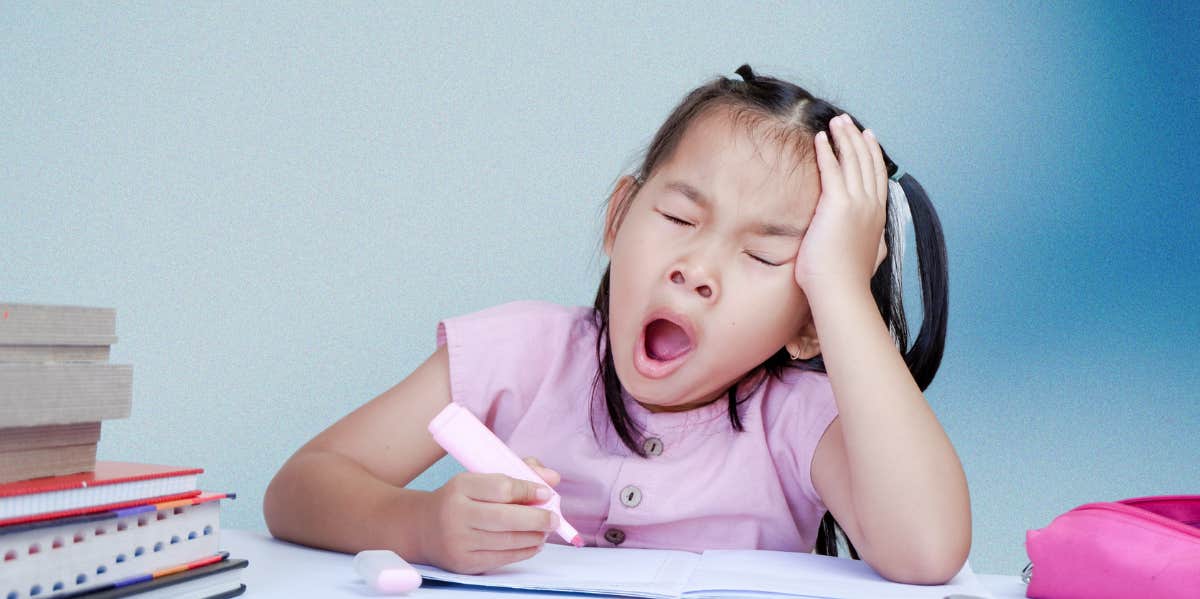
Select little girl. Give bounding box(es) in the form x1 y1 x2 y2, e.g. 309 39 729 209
264 64 971 585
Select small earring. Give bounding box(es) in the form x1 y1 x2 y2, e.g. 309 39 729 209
786 343 802 360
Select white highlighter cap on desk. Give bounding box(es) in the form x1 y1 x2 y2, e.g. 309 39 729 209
354 550 422 594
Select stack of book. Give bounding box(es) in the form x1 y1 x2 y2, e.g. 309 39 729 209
0 303 125 484
1 303 247 598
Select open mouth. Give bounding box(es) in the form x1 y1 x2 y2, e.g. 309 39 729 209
645 319 693 361
634 313 695 379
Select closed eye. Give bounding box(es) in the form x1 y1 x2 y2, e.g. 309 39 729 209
747 252 782 267
660 212 693 227
659 211 782 267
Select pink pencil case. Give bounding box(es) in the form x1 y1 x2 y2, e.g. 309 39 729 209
1024 494 1200 599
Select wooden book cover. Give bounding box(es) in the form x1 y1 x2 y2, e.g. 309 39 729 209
0 303 117 346
0 443 97 484
0 363 132 427
0 345 111 362
0 422 102 452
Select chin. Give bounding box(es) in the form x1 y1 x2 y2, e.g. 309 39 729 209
612 350 698 408
609 348 666 401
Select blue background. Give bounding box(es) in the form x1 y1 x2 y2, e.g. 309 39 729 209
2 2 1197 576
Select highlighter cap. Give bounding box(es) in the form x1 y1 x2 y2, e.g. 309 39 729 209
427 401 467 436
354 549 422 594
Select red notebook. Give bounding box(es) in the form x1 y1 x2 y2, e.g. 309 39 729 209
0 461 202 527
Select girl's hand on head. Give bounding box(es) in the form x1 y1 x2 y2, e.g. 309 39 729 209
794 114 889 297
419 471 559 574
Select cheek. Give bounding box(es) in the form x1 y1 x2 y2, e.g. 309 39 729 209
618 216 661 254
606 255 646 327
726 281 809 339
610 221 661 288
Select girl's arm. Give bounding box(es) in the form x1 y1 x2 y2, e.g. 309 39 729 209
808 283 971 584
263 344 560 573
800 116 970 584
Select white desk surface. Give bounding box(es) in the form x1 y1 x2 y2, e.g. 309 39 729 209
220 529 1028 598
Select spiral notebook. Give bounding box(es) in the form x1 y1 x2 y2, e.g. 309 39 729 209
413 543 993 599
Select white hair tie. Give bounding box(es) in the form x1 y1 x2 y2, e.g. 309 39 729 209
886 176 911 318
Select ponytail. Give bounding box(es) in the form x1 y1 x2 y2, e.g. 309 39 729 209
896 173 948 390
867 171 948 392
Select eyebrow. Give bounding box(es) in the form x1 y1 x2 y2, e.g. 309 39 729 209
664 180 807 238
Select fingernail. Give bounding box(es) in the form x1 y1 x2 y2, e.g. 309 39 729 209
864 129 875 138
535 486 552 501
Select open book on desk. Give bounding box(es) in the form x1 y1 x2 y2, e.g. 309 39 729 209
413 543 993 599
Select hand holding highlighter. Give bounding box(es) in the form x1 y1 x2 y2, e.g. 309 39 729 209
427 401 584 547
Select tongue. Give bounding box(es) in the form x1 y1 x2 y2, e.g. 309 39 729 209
645 319 692 361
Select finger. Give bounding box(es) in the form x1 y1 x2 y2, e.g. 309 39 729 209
523 457 561 487
531 465 561 487
831 115 863 198
864 129 888 206
465 546 542 574
462 473 551 505
813 130 845 200
469 529 549 551
470 502 558 534
840 116 873 201
850 128 876 203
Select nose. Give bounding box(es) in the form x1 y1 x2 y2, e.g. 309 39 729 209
669 266 717 300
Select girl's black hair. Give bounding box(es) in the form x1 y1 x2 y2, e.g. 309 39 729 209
591 64 948 559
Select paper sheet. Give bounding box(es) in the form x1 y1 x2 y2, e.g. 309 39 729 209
413 544 993 599
415 545 698 598
686 549 993 598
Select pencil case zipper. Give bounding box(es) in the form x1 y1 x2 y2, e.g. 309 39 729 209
1070 500 1200 539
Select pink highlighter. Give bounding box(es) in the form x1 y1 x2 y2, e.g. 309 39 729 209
428 402 584 547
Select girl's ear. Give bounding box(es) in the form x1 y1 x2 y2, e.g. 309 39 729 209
784 321 820 360
604 175 641 256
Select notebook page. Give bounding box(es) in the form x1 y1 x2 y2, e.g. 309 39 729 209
683 550 993 599
413 543 700 599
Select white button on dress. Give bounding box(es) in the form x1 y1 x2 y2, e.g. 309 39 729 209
619 485 642 508
643 437 664 456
